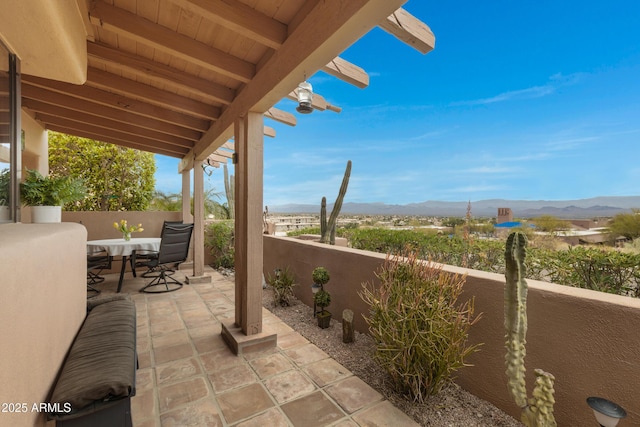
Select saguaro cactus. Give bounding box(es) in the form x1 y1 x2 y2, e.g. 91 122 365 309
320 160 351 245
223 163 234 219
504 232 556 427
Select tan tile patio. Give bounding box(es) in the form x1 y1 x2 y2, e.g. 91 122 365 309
90 267 419 427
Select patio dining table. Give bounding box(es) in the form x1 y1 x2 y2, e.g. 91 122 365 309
87 237 161 293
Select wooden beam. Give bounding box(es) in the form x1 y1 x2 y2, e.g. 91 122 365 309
86 68 221 120
181 0 406 171
379 7 436 54
21 84 202 141
286 91 342 112
171 0 287 50
322 57 369 88
22 75 210 132
44 124 186 158
264 126 276 138
22 98 194 149
89 1 255 83
233 112 264 335
264 108 296 127
87 41 235 105
36 114 190 155
207 153 228 163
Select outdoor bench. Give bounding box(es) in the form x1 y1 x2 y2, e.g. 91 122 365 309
47 296 137 427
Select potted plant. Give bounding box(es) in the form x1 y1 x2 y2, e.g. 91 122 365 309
314 289 332 328
311 266 330 293
20 169 85 223
0 168 9 221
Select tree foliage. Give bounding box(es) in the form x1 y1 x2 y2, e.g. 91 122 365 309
531 215 570 232
607 209 640 240
48 132 156 211
149 189 231 218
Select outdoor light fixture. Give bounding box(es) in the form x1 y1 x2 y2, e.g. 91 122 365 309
587 397 627 427
296 80 313 114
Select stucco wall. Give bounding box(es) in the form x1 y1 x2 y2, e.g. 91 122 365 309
0 223 86 427
263 235 640 426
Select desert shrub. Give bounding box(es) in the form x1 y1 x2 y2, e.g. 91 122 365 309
360 251 482 401
266 267 296 306
204 220 234 268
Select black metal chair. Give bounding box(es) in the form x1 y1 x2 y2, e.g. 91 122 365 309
132 220 183 278
87 251 112 297
137 223 193 293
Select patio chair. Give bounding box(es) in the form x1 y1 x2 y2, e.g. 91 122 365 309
137 223 193 293
87 251 112 297
132 220 183 278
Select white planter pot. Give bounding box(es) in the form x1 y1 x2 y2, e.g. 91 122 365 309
0 206 9 221
31 205 62 223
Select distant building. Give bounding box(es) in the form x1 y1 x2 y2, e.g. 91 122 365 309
497 208 513 224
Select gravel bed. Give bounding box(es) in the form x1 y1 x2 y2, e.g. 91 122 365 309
262 286 523 427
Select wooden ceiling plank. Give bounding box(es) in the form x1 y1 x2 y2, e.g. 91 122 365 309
37 114 190 155
264 107 296 126
43 125 188 158
182 0 406 171
86 67 221 120
22 75 210 132
89 1 255 83
88 41 235 104
171 0 287 50
22 84 201 141
22 98 193 148
212 149 233 159
379 7 435 54
322 56 369 88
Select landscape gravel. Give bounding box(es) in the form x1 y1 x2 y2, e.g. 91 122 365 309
262 285 523 427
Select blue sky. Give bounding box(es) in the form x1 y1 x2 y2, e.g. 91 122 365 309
155 1 640 207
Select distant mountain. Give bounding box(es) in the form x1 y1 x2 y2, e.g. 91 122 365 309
269 196 640 218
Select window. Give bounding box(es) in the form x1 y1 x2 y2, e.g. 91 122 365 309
0 41 20 223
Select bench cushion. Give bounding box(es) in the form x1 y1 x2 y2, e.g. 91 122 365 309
50 299 136 412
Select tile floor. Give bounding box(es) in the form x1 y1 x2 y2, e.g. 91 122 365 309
90 266 419 427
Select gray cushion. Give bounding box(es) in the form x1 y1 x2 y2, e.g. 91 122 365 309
50 299 136 412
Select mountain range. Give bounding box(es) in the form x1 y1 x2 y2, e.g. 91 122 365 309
269 196 640 218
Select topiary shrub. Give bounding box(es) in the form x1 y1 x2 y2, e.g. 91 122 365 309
204 220 235 268
360 250 482 401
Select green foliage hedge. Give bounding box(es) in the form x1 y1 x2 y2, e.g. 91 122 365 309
344 228 640 298
204 221 235 269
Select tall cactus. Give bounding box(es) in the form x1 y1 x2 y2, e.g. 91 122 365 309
320 160 351 245
223 163 234 219
504 232 556 427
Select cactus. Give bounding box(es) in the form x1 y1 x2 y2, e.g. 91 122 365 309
223 163 234 219
504 232 556 427
320 160 351 245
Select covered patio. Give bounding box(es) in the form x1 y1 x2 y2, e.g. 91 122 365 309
0 1 435 426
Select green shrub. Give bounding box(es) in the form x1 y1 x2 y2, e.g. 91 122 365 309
204 221 235 268
313 289 331 312
266 267 296 306
360 251 482 401
312 266 330 286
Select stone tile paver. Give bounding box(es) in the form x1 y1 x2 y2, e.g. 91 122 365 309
217 383 274 424
156 357 201 385
159 399 223 427
280 391 345 427
209 363 257 393
284 343 329 366
303 358 352 387
249 352 293 379
325 376 383 414
157 377 210 413
263 370 316 403
352 400 420 427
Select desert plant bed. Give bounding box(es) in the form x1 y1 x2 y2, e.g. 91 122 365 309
261 286 522 427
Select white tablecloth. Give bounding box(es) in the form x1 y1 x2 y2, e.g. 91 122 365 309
87 238 161 257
